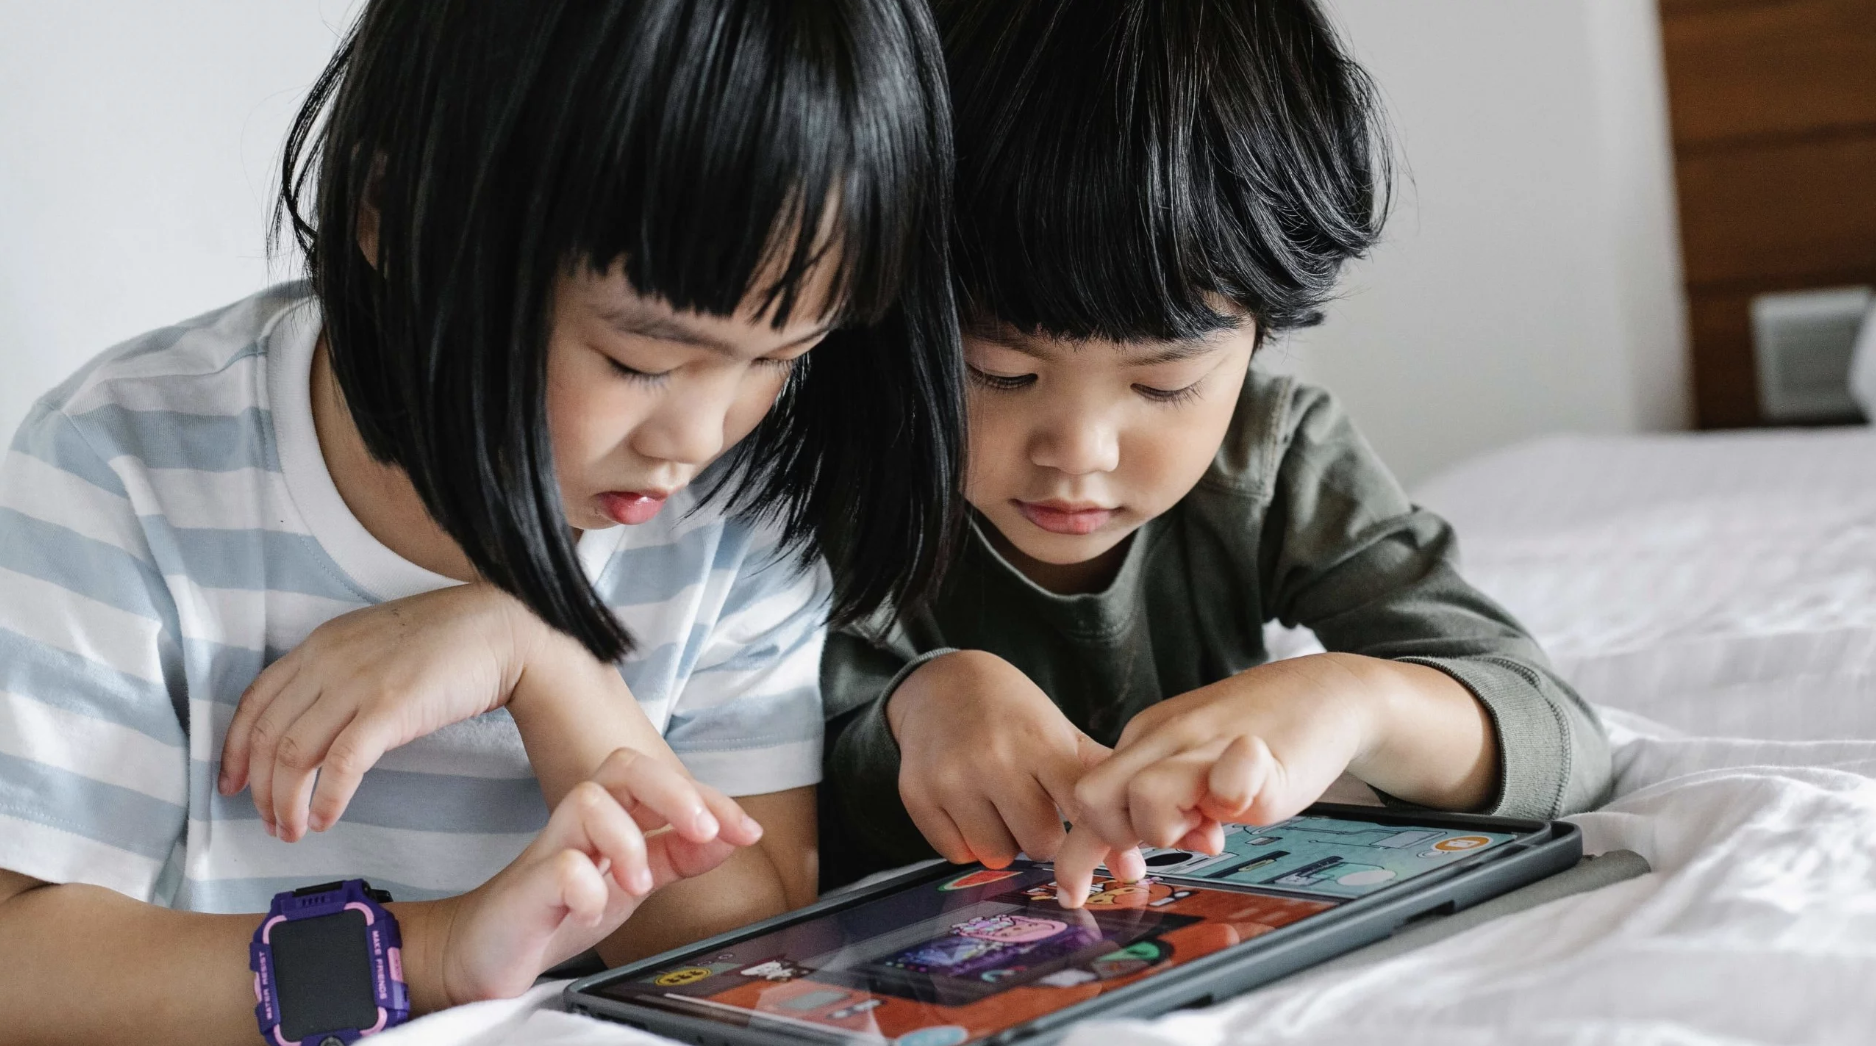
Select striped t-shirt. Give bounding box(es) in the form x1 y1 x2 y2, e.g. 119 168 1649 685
0 283 828 913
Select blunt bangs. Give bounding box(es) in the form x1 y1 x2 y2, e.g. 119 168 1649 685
938 0 1393 343
278 0 963 660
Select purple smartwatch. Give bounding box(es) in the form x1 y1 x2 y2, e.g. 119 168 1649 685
250 880 410 1045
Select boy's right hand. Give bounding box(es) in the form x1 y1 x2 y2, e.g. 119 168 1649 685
429 746 762 1005
887 650 1140 875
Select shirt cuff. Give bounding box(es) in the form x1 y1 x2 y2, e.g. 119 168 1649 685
1397 655 1571 820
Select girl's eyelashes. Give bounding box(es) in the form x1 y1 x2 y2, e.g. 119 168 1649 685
966 365 1036 391
605 353 797 384
606 357 671 385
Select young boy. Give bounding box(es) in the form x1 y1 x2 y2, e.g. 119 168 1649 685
821 0 1613 902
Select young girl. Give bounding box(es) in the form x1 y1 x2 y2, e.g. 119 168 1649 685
821 0 1614 900
0 0 961 1042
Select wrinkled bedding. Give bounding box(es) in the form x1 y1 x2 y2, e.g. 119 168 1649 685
379 428 1876 1046
1415 427 1876 741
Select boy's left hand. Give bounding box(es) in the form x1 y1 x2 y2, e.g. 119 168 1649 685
1052 655 1374 906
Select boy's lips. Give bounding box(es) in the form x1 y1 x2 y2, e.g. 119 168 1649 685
1014 500 1116 536
598 490 671 525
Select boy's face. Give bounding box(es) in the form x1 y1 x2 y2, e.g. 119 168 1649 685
963 317 1255 583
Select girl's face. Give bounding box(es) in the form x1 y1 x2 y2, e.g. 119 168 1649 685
961 317 1255 590
546 262 833 530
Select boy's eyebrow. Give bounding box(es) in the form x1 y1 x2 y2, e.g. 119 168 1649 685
598 305 833 355
1123 340 1230 366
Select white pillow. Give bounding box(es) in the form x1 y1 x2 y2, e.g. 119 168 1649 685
1852 295 1876 422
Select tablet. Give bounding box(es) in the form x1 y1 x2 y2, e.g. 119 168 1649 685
567 804 1580 1046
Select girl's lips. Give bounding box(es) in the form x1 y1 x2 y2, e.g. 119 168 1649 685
1015 500 1115 536
598 490 669 525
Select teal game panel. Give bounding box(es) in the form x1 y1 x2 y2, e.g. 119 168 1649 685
1112 816 1517 900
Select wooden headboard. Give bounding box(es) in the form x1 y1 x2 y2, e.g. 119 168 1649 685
1659 0 1876 427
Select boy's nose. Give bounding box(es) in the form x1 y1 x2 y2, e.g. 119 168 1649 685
1031 418 1120 476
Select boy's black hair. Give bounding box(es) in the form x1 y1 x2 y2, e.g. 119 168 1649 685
277 0 963 660
938 0 1392 343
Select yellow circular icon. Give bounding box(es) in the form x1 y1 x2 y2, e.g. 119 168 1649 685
655 966 716 987
1433 835 1492 852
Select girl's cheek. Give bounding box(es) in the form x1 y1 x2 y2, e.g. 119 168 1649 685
722 373 788 448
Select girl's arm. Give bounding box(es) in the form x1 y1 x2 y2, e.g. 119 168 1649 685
507 626 819 960
0 748 759 1046
216 581 816 957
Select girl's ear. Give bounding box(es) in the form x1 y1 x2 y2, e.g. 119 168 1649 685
354 155 386 269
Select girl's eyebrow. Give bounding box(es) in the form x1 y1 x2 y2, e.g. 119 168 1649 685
599 305 832 355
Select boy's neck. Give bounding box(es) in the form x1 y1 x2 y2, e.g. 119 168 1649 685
981 521 1132 596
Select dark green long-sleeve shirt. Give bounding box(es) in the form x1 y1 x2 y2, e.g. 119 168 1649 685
820 368 1612 886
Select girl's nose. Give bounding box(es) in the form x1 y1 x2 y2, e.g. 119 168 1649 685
632 375 737 466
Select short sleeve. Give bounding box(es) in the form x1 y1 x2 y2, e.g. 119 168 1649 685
0 403 188 900
663 530 831 797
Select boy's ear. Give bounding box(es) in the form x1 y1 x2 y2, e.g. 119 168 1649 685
354 154 386 269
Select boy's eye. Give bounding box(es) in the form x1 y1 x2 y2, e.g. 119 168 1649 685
1133 380 1204 405
966 365 1036 391
755 355 801 374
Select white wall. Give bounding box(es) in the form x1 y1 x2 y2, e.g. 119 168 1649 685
1272 0 1690 485
0 1 357 442
1 1 1688 483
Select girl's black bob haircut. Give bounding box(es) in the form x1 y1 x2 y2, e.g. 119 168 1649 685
278 0 964 660
938 0 1393 343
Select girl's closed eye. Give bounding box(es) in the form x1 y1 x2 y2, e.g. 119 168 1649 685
607 356 673 385
967 364 1037 391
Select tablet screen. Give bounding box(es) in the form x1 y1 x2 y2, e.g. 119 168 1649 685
592 815 1520 1045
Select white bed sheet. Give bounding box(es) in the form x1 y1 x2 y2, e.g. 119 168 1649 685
1414 427 1876 741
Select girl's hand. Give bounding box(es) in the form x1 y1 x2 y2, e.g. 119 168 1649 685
218 582 543 841
430 747 763 1004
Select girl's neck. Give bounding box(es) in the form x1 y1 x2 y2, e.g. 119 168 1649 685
310 335 480 582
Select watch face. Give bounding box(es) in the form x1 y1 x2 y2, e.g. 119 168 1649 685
270 909 378 1040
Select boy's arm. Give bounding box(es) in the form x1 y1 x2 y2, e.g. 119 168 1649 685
1252 377 1612 817
820 631 956 874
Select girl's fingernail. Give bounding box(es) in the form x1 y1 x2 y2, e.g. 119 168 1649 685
262 821 277 838
633 868 654 893
694 811 720 837
308 815 327 833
